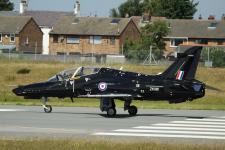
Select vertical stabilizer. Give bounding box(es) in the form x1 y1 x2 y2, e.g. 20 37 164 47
161 46 202 80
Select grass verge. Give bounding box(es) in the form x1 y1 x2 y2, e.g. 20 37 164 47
0 139 225 150
1 59 225 110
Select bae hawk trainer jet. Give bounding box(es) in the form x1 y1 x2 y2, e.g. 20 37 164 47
13 46 205 117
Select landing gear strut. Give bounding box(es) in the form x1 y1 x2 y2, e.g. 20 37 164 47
128 105 138 116
124 99 138 116
100 98 116 117
100 98 138 117
107 107 117 117
42 97 52 113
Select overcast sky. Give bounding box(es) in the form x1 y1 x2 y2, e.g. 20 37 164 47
10 0 225 19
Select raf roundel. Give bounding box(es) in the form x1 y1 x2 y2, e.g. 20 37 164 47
98 82 107 91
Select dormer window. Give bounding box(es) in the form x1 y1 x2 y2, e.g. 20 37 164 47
111 19 120 24
208 22 217 29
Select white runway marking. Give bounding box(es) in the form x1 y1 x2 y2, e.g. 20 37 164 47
171 121 225 125
114 129 225 136
186 118 225 122
0 109 25 112
93 116 225 140
152 123 225 128
134 126 225 132
94 132 225 140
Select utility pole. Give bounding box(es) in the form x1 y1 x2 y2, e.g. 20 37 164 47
143 45 157 65
8 48 11 60
149 45 152 64
35 41 37 60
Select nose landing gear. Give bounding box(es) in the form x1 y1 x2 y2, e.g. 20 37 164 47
42 97 52 113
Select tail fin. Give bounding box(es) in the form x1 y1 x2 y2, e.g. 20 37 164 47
161 46 202 80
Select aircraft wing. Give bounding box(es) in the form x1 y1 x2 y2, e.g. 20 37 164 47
78 94 133 98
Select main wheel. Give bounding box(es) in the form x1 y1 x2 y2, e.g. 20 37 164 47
128 106 138 116
107 108 117 117
44 105 52 113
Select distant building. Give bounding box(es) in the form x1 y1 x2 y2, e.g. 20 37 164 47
132 14 225 56
0 0 79 55
0 16 43 53
23 11 72 55
165 19 225 55
49 16 140 55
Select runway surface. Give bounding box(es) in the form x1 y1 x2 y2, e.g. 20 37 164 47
0 105 225 142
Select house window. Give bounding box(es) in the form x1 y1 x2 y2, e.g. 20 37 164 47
90 36 102 45
170 39 184 47
217 40 224 45
53 35 59 43
69 52 81 55
0 33 2 42
195 39 208 44
10 34 15 42
25 37 29 45
67 36 80 44
110 36 116 45
208 22 217 29
57 52 66 55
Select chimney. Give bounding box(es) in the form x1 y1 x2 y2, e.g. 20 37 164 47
125 13 129 18
208 15 215 20
142 12 151 23
20 0 28 14
74 0 80 17
222 14 225 21
198 14 202 20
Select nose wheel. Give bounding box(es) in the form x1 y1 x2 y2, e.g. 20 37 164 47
42 97 52 113
43 105 52 113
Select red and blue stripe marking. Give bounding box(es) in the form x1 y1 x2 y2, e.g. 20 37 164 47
176 70 185 80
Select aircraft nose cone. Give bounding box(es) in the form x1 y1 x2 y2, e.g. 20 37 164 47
12 86 25 96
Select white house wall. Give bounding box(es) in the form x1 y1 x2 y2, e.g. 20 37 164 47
41 27 52 55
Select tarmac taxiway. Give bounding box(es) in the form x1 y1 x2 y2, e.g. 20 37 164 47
0 105 225 142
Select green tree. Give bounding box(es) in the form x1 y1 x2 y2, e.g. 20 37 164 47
110 0 143 17
153 0 198 19
110 8 119 17
111 0 198 19
0 0 14 11
123 21 169 61
202 47 225 68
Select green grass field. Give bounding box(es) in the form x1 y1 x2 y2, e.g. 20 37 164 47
1 59 225 149
0 58 225 110
0 139 225 150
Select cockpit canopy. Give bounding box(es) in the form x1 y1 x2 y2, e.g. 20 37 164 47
48 67 100 82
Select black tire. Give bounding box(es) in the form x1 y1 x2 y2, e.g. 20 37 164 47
107 108 117 117
128 105 138 116
44 105 52 113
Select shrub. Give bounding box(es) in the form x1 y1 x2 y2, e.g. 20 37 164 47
17 68 31 74
202 47 225 68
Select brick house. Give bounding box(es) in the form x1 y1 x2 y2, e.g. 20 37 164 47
0 16 43 53
49 16 141 55
164 19 225 55
132 15 225 56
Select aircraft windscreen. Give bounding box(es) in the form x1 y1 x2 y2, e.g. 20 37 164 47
48 67 100 82
72 67 100 78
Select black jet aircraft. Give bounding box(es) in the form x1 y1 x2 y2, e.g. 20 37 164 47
13 46 205 117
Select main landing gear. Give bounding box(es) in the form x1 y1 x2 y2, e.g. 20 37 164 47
100 98 138 117
42 97 52 113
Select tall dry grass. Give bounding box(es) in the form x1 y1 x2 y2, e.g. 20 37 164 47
0 139 225 150
0 59 225 110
